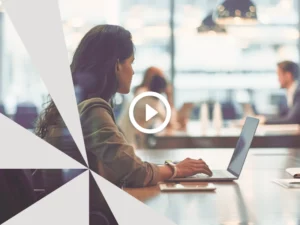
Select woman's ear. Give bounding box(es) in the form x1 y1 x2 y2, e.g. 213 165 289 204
115 59 120 75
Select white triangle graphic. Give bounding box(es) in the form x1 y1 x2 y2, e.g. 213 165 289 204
145 104 158 122
0 114 84 169
2 0 88 166
3 170 89 225
91 171 176 225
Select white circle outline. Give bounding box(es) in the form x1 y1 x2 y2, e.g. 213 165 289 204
129 91 171 134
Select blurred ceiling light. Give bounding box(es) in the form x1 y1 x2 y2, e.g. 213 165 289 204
197 13 227 34
214 0 258 25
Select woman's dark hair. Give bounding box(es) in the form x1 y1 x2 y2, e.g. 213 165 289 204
35 25 134 138
149 74 167 93
134 66 164 94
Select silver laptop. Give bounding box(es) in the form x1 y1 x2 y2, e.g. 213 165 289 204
168 117 259 182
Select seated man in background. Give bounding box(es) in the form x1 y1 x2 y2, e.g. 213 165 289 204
261 60 300 124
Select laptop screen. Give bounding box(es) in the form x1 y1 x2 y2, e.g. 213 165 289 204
227 117 259 177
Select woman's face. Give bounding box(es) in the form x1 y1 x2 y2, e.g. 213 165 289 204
116 54 135 94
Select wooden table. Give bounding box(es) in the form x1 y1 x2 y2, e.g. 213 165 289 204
125 148 300 225
147 122 300 149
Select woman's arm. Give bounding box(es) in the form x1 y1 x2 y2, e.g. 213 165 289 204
81 103 160 187
80 99 212 188
157 165 173 181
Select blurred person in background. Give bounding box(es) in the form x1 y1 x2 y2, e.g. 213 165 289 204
135 67 174 107
259 60 300 124
134 67 179 129
118 74 170 148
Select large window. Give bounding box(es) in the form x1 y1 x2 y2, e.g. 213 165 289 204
119 0 171 86
173 0 299 114
0 0 299 116
1 13 48 114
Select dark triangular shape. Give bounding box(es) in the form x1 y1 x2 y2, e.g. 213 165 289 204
0 168 86 224
89 171 119 225
0 169 36 224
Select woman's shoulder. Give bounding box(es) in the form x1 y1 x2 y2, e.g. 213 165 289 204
78 97 112 116
78 97 117 129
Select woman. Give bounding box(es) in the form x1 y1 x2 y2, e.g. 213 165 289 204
135 67 182 130
135 66 174 109
35 25 212 189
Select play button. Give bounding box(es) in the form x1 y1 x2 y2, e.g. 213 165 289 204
129 91 171 134
145 104 158 122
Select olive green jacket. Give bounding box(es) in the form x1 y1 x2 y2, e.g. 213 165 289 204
45 97 160 188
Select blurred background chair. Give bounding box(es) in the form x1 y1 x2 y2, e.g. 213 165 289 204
270 94 289 116
14 102 39 129
0 169 36 224
0 103 6 116
221 101 243 120
195 100 243 121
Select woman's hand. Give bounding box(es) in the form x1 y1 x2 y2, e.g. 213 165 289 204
175 158 212 178
158 158 212 182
